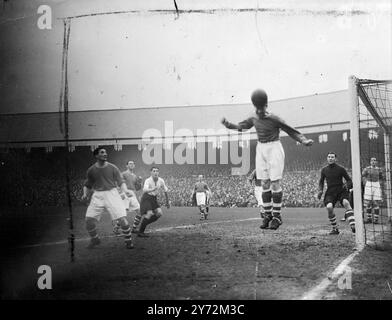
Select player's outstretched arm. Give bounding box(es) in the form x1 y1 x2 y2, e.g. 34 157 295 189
221 117 253 131
276 115 313 146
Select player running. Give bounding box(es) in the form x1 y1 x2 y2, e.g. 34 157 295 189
317 152 355 234
112 160 143 235
137 167 170 237
192 175 212 220
362 157 384 224
221 89 313 230
82 147 134 249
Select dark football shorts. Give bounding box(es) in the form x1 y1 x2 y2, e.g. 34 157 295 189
324 186 350 207
140 193 160 215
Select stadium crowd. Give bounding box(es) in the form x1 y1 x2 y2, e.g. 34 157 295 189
0 143 356 209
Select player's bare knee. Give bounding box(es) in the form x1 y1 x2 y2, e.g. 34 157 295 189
145 210 154 219
342 199 352 210
261 179 271 190
270 180 281 192
117 217 129 228
155 209 162 218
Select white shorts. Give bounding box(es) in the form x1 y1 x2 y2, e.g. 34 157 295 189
364 181 382 201
255 140 285 181
122 190 140 211
196 192 207 206
86 189 127 221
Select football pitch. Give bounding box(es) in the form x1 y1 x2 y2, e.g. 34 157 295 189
1 206 391 300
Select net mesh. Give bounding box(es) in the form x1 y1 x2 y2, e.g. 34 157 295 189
357 79 392 250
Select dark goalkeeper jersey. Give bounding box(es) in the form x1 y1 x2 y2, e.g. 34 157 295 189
225 112 307 143
319 163 352 192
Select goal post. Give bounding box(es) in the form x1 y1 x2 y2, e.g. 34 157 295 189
349 75 392 250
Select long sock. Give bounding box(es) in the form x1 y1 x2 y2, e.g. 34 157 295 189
149 214 159 223
139 216 151 233
272 189 283 222
254 186 263 208
132 214 142 230
373 207 380 222
329 215 338 230
86 222 98 239
366 207 372 220
121 224 132 243
345 209 355 228
262 189 272 219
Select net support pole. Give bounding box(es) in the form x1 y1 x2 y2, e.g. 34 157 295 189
384 132 392 222
349 75 365 249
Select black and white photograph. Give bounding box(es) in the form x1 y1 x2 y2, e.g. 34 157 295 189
0 0 391 305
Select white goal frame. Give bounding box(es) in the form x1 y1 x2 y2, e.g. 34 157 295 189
349 75 392 249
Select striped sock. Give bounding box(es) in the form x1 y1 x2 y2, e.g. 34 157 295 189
262 189 272 219
345 210 355 227
366 207 372 219
272 189 283 221
329 215 338 230
121 224 132 242
374 207 380 222
132 214 142 230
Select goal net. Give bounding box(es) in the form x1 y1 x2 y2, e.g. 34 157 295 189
350 76 392 250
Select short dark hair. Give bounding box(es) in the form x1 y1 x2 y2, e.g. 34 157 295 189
327 152 337 157
93 147 105 157
127 160 135 165
151 166 159 171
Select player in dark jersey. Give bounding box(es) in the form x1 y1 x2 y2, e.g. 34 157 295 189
222 89 313 230
112 160 143 235
192 175 212 220
317 152 355 234
362 157 384 224
82 147 134 249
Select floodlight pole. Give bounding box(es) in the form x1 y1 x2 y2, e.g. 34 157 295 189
349 75 365 249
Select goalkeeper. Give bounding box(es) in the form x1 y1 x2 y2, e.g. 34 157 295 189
113 160 143 234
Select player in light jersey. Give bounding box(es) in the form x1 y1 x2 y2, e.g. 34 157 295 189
362 157 384 224
82 147 134 249
192 175 212 220
248 168 264 216
137 167 170 237
222 89 313 230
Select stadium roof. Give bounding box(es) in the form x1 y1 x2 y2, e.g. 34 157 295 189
0 90 350 148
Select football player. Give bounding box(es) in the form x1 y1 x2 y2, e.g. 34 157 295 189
82 147 134 249
137 167 170 237
362 157 384 224
318 152 355 234
192 175 212 220
222 89 313 230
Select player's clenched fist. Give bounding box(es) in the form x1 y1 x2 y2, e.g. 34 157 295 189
221 117 229 127
302 138 314 146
